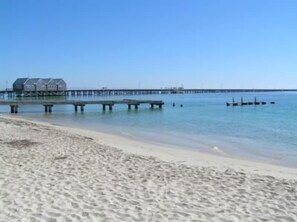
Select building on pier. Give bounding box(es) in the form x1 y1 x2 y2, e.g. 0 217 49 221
13 78 67 96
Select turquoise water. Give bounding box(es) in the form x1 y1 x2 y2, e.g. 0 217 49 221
1 92 297 167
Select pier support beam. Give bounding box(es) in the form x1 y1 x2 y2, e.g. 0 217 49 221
135 105 138 110
10 105 18 114
74 104 85 112
44 105 53 113
128 104 131 110
102 104 113 111
149 103 163 109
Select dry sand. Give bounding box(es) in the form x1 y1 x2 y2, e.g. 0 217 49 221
0 115 297 222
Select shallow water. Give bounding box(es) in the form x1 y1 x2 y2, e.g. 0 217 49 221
1 92 297 167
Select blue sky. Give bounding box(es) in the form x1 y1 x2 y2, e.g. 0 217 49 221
1 0 297 89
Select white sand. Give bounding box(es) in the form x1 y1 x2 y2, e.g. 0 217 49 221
0 115 297 222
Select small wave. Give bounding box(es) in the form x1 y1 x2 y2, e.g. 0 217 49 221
213 146 226 155
120 131 132 136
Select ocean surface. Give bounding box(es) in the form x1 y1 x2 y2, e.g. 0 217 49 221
1 92 297 168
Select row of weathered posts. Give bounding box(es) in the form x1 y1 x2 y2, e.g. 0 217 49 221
226 97 275 106
0 99 164 114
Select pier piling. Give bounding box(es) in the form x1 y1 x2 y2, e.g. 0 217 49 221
10 105 18 113
44 105 53 113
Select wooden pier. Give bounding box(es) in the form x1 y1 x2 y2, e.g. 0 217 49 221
0 99 164 114
1 88 297 98
226 97 275 106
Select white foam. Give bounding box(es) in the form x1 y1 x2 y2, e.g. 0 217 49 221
213 146 226 155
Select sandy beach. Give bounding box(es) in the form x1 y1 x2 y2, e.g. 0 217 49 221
0 115 297 222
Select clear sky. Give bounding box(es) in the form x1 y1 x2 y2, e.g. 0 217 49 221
1 0 297 89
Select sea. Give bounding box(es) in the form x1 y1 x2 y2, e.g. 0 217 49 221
1 92 297 168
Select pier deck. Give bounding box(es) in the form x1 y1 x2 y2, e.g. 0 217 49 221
0 99 164 113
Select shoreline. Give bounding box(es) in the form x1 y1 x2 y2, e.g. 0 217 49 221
2 114 297 179
1 114 297 221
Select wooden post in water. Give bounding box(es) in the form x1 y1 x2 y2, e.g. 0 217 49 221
74 105 78 112
44 105 53 113
254 97 260 105
10 105 18 113
10 105 14 113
